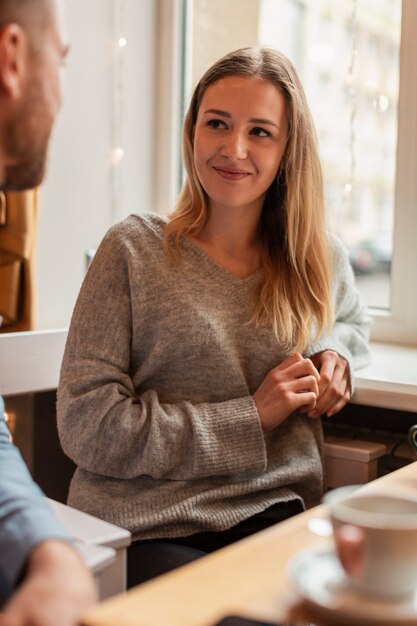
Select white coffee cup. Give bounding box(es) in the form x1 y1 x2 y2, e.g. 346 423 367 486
324 485 417 599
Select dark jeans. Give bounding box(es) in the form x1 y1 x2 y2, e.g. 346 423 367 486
127 499 303 588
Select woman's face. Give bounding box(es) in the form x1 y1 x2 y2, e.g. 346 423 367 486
193 75 288 217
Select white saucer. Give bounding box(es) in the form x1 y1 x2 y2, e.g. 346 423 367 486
287 543 417 625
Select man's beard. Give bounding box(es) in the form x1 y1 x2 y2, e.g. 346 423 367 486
2 79 51 191
2 150 48 191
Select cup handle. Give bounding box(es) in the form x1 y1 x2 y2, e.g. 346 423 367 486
407 425 417 453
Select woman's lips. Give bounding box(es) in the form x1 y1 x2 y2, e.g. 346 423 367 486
213 167 250 181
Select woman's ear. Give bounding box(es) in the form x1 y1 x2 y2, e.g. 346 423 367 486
0 23 29 98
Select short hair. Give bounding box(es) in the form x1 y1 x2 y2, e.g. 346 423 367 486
165 47 333 352
0 0 55 52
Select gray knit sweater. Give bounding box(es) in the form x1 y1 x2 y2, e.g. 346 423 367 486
57 213 370 540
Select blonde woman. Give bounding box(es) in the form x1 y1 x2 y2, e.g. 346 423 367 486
58 47 370 587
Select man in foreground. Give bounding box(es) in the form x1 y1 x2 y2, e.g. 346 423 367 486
0 1 96 624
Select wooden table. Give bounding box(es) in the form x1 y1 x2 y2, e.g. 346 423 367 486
81 462 417 626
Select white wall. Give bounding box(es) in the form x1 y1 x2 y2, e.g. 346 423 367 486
36 0 156 329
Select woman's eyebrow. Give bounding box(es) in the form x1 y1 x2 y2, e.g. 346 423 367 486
202 109 279 129
202 109 231 117
249 117 279 129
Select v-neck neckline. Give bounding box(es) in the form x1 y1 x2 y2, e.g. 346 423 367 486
181 236 263 288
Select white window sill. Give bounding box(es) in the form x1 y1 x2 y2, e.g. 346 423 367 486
0 331 416 413
353 342 417 412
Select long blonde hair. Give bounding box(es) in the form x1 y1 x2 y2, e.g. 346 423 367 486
164 47 333 353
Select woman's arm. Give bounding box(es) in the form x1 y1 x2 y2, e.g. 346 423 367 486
57 224 267 482
305 235 371 417
308 235 371 369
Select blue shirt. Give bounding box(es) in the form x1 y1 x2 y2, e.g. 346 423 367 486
0 396 70 599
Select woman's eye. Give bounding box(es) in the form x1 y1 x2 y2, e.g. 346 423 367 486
251 127 271 138
206 119 227 130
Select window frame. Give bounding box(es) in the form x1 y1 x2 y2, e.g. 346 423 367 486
153 0 191 216
370 0 417 345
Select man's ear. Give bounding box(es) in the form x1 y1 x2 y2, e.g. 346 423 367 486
0 23 29 98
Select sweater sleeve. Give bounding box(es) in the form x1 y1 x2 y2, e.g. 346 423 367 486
57 224 266 482
0 403 72 599
306 235 371 387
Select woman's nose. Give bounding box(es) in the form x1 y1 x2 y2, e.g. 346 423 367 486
221 131 248 160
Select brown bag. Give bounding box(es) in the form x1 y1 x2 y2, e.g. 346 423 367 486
0 189 39 331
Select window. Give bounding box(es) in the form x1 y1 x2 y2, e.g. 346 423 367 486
157 0 417 345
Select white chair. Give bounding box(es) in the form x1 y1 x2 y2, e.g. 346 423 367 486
48 499 131 600
75 542 116 598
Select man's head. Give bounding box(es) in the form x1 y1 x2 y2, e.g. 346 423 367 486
0 0 68 190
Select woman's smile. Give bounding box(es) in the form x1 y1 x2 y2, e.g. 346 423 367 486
212 165 252 181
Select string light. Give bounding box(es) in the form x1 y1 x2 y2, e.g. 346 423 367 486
198 0 208 79
112 147 125 165
373 93 390 113
344 0 358 209
343 182 353 198
111 0 126 222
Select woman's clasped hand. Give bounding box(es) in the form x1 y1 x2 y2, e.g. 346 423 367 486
253 353 320 431
254 349 351 432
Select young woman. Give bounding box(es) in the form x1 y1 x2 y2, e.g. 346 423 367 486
57 47 370 587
